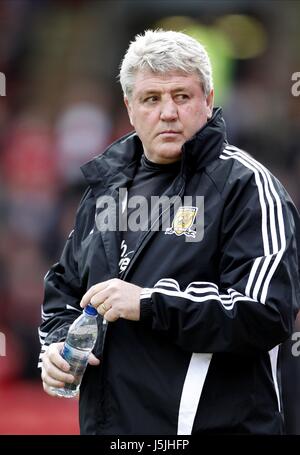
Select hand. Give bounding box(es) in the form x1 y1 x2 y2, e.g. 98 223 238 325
41 341 100 397
80 278 142 322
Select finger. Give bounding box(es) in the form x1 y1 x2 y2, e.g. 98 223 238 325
43 382 63 398
88 353 100 366
80 281 111 308
104 307 120 322
42 374 65 389
45 342 70 373
97 300 113 317
42 357 75 384
98 303 106 316
90 289 111 308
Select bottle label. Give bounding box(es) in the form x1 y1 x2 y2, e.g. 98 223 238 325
61 342 89 381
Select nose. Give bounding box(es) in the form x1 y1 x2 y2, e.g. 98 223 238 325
160 99 178 121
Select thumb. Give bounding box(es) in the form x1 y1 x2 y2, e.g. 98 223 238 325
88 352 100 366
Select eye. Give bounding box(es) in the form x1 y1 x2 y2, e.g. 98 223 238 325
175 94 189 102
143 96 159 104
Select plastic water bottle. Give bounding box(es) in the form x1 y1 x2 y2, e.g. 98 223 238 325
52 304 98 398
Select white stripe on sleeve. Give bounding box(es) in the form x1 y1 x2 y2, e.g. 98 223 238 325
221 147 286 304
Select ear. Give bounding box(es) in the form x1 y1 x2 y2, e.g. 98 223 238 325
206 89 214 119
124 96 134 126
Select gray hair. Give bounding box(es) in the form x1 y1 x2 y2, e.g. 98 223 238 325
119 29 213 99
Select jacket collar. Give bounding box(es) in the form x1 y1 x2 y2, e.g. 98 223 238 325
182 107 227 171
81 107 227 195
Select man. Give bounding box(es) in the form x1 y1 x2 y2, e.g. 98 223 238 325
39 30 300 434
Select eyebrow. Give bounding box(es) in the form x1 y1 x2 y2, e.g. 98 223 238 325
138 87 190 98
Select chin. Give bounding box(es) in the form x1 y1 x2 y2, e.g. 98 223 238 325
146 144 183 164
157 151 182 164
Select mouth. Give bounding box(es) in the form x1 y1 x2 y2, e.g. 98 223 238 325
158 130 181 136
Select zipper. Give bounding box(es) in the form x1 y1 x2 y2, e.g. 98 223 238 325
120 180 186 282
98 158 186 357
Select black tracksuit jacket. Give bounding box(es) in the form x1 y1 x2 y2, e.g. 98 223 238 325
39 108 300 434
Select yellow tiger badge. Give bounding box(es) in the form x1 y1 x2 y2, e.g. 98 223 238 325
165 206 198 238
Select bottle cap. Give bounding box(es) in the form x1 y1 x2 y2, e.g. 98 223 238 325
84 304 98 316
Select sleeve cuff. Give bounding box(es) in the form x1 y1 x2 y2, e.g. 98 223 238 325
140 295 154 325
37 344 49 369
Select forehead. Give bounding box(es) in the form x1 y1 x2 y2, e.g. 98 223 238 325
132 69 202 95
